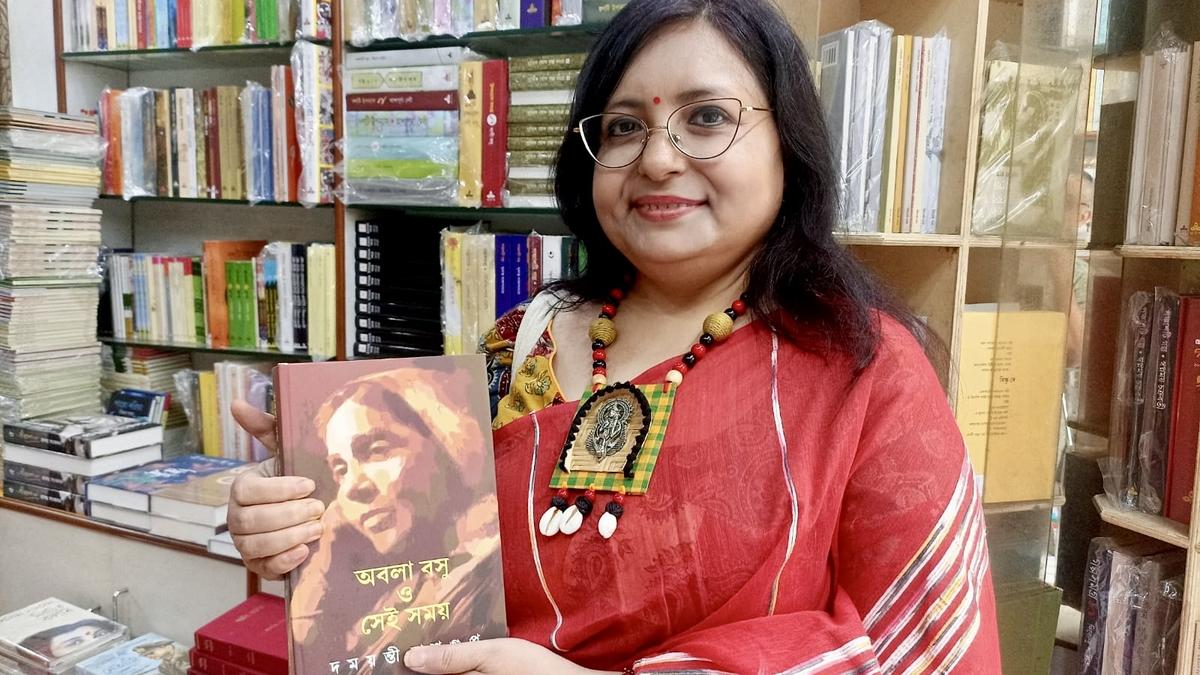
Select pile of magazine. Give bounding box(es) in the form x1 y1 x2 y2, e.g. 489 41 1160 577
0 598 128 674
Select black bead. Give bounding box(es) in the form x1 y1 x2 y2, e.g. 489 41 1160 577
592 339 606 351
682 353 697 368
724 308 738 320
740 292 750 301
593 360 607 369
700 333 714 347
575 496 594 515
605 501 625 518
551 496 568 510
600 312 614 320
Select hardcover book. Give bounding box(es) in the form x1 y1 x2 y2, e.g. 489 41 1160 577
87 454 246 513
149 462 257 527
75 633 188 675
193 594 287 675
275 355 507 675
0 598 128 675
2 414 161 459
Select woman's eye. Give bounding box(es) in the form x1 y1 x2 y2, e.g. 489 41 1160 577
607 118 641 137
689 107 732 127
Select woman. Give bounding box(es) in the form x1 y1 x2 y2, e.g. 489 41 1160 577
229 1 1001 672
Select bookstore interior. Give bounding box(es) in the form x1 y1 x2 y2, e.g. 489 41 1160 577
1 0 1200 672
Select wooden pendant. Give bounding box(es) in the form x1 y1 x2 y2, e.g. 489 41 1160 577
560 381 651 477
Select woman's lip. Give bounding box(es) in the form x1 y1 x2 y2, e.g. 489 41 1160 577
632 195 706 207
633 201 704 222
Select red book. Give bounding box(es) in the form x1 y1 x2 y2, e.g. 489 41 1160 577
551 0 562 25
190 647 271 675
344 91 459 112
193 594 288 675
285 68 300 203
1166 296 1200 524
205 88 220 198
527 233 542 294
481 59 509 208
136 0 148 49
176 0 192 48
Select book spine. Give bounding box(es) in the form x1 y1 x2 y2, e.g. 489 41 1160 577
192 637 287 675
458 60 484 207
481 59 509 207
509 69 578 91
1166 297 1200 524
1139 289 1181 514
191 647 272 675
508 104 570 124
1 427 74 455
344 91 460 112
1183 44 1200 246
527 233 542 296
520 0 545 27
154 90 170 196
169 89 181 197
1078 541 1114 675
3 462 88 494
2 481 87 514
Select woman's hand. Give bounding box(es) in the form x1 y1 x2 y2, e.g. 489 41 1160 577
227 400 326 580
404 639 615 675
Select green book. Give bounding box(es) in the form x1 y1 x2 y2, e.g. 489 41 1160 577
995 580 1060 675
582 0 631 23
192 257 206 344
257 0 279 42
509 53 587 73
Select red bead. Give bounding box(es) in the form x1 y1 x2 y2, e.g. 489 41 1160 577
557 488 568 498
610 289 625 301
592 349 606 361
690 344 707 359
593 367 606 375
602 303 617 317
584 488 596 499
732 299 747 315
614 493 625 504
673 360 689 373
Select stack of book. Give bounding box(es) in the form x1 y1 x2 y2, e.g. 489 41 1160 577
101 345 191 432
0 108 105 422
103 69 300 203
506 53 582 209
1124 37 1200 246
0 598 129 674
76 632 189 675
1078 538 1185 673
818 22 950 234
85 454 250 545
353 220 443 358
1108 289 1200 523
191 594 287 675
292 41 335 206
1 414 164 514
211 361 272 461
441 230 583 355
343 0 590 43
67 0 318 51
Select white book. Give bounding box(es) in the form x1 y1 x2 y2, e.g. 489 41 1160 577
177 89 198 198
1139 48 1177 245
1127 53 1155 244
541 234 565 285
1161 43 1194 245
89 501 152 531
208 531 240 559
497 0 520 29
344 65 460 93
819 27 856 230
511 90 574 106
922 34 951 234
242 86 257 203
1177 44 1200 244
508 165 553 180
149 514 225 546
505 195 558 208
276 244 295 354
344 47 468 70
271 68 288 203
865 23 895 233
3 442 163 477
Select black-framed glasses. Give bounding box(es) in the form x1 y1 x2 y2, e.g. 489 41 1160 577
573 97 774 169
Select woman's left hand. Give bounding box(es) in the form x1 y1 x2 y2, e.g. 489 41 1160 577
404 638 615 675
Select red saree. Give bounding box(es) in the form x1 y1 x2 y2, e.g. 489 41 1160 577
489 311 1001 673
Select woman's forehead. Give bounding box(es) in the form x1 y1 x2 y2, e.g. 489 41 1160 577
607 23 763 108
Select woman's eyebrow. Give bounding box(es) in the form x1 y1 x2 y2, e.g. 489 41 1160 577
606 87 731 111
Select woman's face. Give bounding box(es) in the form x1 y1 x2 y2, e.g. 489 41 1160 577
48 624 110 657
591 20 785 282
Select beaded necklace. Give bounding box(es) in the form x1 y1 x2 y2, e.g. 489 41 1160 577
538 287 749 540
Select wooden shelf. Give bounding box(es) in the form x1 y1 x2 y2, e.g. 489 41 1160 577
0 496 242 565
1093 494 1190 548
835 232 963 248
100 336 317 361
61 42 309 71
969 235 1089 250
97 195 333 209
1116 245 1200 260
349 24 605 57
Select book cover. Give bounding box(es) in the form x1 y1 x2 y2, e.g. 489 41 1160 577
1178 45 1200 245
194 594 287 675
1110 292 1154 507
458 61 483 207
189 648 272 675
480 59 509 208
1166 296 1200 524
1137 288 1180 515
150 460 254 526
203 240 267 348
1128 551 1185 672
276 355 507 674
0 599 128 674
3 460 89 494
88 454 246 512
2 479 87 514
1079 537 1116 675
519 0 545 28
3 413 160 459
76 633 189 675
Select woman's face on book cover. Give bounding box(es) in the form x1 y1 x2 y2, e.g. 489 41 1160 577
590 19 784 280
321 397 445 554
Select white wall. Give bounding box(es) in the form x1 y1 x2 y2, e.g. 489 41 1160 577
9 0 57 112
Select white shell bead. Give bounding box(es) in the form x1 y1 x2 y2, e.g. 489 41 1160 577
558 505 584 535
539 507 563 537
598 511 619 539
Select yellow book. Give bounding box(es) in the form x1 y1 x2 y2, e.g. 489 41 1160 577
458 61 484 207
954 308 1068 504
883 35 913 233
230 0 247 44
441 231 465 355
199 370 221 457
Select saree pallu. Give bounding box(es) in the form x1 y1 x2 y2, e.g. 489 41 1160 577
490 317 1002 673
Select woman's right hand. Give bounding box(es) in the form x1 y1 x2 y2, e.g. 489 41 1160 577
228 400 326 580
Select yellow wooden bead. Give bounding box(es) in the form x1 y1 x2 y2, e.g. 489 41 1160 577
589 318 617 346
665 369 684 385
702 312 734 342
592 374 608 387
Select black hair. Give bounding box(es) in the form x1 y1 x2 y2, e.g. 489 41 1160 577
552 0 942 376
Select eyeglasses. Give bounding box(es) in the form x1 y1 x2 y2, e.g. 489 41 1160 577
573 97 774 169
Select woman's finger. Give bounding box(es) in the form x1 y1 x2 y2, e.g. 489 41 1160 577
231 400 278 453
230 471 314 507
227 498 325 536
404 642 490 674
245 544 310 581
232 519 324 561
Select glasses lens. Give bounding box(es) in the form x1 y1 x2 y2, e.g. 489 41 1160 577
580 114 647 167
668 99 742 160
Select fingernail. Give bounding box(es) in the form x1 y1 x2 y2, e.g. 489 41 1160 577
298 479 316 494
309 501 325 518
306 523 323 540
404 647 427 669
289 545 308 562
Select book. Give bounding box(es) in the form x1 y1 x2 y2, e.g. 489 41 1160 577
106 388 169 424
3 460 89 494
86 454 246 512
189 647 272 675
0 598 128 675
202 240 267 348
76 633 189 675
149 461 255 526
275 355 507 673
90 501 153 530
193 594 287 675
1165 296 1200 524
2 441 162 477
2 413 161 459
1079 537 1118 675
2 479 87 513
1110 292 1154 508
1137 288 1180 515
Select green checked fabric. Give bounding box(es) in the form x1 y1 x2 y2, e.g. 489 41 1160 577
550 383 676 495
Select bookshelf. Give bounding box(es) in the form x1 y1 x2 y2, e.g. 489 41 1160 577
20 0 1097 666
98 336 316 361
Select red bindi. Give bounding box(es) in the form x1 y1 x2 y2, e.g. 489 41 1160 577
652 96 662 105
